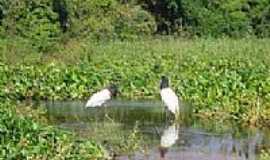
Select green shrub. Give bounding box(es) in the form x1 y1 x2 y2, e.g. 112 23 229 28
138 0 270 37
138 0 188 34
114 5 156 39
1 0 270 38
66 0 116 38
1 0 61 52
0 0 156 51
182 0 251 37
246 0 270 37
67 0 156 39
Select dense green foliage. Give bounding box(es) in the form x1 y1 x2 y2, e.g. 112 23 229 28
66 0 156 39
0 101 105 159
139 0 270 37
0 0 61 52
1 0 270 158
1 38 270 127
0 0 156 52
1 0 270 49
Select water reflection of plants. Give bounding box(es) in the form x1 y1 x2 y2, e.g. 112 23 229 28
67 120 147 156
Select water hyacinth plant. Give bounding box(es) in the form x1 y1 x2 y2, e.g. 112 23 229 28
0 38 270 127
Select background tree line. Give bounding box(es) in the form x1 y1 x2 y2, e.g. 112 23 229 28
0 0 270 51
138 0 270 37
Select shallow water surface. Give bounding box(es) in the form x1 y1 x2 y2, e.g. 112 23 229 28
43 100 269 160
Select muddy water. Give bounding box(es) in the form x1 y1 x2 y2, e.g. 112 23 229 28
43 100 269 160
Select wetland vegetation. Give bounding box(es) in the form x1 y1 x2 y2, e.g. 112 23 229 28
1 37 270 159
1 0 270 159
1 38 270 127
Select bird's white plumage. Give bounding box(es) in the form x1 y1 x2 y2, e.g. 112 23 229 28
160 88 179 114
161 124 179 148
85 89 111 107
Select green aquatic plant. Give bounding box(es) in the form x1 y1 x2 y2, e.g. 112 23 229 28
0 38 270 127
119 121 143 154
0 102 106 159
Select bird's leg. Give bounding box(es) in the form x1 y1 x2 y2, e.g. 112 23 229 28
104 107 114 122
169 111 176 123
166 111 169 124
165 106 175 124
163 106 166 119
165 107 170 125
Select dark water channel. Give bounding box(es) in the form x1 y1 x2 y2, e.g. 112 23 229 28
42 100 270 160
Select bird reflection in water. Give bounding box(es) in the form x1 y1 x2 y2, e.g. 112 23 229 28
159 123 179 159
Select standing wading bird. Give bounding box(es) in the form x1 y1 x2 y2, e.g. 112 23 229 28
85 84 118 107
160 76 180 116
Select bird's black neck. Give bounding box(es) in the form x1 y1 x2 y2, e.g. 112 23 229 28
108 85 118 97
160 77 169 89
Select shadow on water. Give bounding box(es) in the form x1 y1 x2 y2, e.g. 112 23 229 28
42 100 269 160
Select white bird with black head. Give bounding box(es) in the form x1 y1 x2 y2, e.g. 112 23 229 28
160 76 179 115
85 84 118 107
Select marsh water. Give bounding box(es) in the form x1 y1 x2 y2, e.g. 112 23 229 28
42 100 269 160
